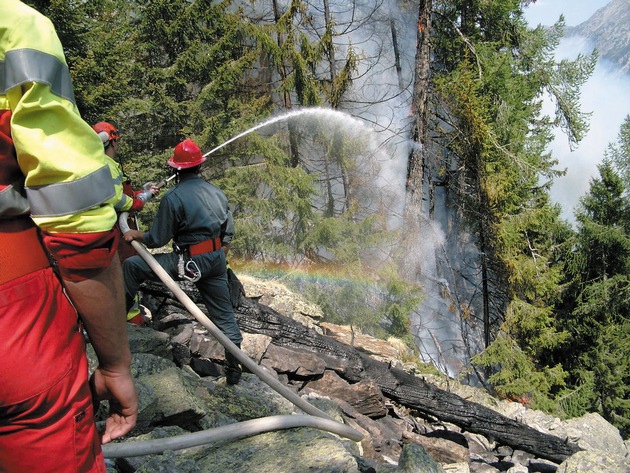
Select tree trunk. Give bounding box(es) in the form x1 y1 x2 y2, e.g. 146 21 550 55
390 20 404 91
272 0 300 168
402 0 432 280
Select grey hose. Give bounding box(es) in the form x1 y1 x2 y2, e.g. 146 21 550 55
103 415 361 458
106 213 363 457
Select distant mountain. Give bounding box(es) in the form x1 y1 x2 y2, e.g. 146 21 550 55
565 0 630 73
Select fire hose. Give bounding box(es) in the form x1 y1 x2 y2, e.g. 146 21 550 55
103 203 363 458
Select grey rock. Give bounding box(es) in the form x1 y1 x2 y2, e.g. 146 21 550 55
557 450 630 473
563 412 626 452
131 352 177 378
469 463 500 473
528 458 559 473
262 343 328 377
509 450 533 466
304 370 388 418
505 465 527 473
196 428 361 473
396 443 445 473
139 367 209 429
127 324 172 359
565 0 630 73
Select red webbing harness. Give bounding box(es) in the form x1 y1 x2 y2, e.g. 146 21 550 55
188 236 222 256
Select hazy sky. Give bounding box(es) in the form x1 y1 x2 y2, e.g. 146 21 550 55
522 0 629 224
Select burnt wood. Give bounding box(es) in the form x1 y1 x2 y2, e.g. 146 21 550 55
235 299 581 463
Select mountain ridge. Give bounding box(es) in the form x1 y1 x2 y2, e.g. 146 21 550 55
565 0 630 73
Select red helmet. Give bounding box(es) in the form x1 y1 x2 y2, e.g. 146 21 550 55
168 139 206 169
92 122 120 146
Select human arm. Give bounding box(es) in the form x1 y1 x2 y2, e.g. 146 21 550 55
126 182 161 213
220 204 235 255
123 229 145 242
63 255 138 443
136 192 178 248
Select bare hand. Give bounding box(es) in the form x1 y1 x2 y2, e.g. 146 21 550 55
123 229 143 242
90 367 138 444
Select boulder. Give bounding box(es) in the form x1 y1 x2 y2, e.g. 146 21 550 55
557 450 630 473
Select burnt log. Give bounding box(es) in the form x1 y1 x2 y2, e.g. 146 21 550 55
139 283 581 463
235 299 581 463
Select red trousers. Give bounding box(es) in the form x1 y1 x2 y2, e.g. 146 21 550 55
0 268 105 473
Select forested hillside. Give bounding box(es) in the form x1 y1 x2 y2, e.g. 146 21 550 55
25 0 630 438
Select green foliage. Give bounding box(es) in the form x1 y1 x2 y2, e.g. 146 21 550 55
381 267 423 340
218 158 317 261
305 277 386 338
472 333 566 411
592 321 630 438
609 115 630 191
556 370 597 420
567 161 630 290
556 157 630 436
433 0 603 423
297 263 422 343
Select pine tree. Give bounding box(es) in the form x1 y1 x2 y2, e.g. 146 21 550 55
556 159 630 435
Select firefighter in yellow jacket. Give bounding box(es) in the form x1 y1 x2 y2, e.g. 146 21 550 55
0 2 138 472
92 121 158 325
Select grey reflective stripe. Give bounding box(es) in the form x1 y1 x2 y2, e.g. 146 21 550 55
26 165 115 217
0 181 30 216
112 174 123 187
0 48 75 104
114 193 131 211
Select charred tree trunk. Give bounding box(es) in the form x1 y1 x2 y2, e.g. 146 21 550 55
402 0 432 281
233 299 581 463
141 282 581 464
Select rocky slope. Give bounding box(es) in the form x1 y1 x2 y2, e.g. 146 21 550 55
565 0 630 73
92 274 630 473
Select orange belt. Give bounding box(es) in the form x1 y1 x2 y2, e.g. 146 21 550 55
0 219 51 285
188 237 222 256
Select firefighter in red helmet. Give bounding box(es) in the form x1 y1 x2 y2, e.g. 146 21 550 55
123 139 244 384
167 138 207 169
92 120 158 325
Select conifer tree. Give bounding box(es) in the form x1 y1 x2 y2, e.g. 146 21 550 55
556 159 630 435
429 0 595 405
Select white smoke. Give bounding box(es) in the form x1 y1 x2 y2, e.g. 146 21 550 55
545 36 630 224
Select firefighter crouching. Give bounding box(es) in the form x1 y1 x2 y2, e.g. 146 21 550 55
0 2 138 472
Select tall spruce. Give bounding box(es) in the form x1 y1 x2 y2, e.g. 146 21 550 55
556 157 630 435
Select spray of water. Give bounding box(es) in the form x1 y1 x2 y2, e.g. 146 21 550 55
203 107 360 157
165 108 317 178
203 109 310 157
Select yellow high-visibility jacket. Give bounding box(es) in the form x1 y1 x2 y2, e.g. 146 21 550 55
104 154 133 213
1 0 118 279
0 0 116 231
